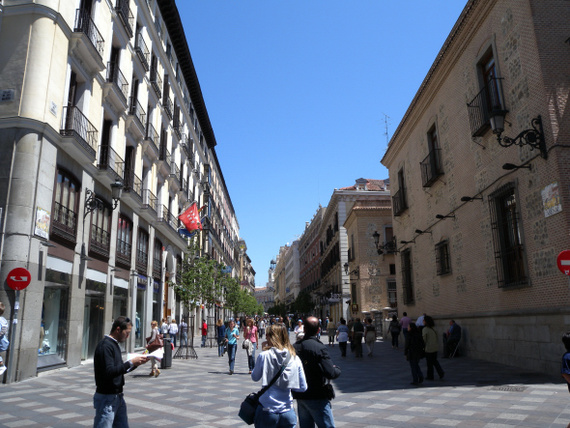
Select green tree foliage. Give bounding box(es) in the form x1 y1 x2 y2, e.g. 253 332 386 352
292 290 314 315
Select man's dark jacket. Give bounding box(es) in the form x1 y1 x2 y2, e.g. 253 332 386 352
293 336 341 400
94 336 133 394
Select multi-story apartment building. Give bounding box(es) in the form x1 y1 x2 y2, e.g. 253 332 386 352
254 286 274 314
343 183 394 330
283 240 300 306
316 178 390 323
382 0 569 373
299 206 325 310
0 0 244 382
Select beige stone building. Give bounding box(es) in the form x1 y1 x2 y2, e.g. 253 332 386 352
382 0 570 373
343 197 395 332
0 0 246 382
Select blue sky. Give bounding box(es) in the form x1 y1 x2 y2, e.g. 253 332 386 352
176 1 467 286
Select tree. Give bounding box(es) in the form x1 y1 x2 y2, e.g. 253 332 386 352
292 290 314 315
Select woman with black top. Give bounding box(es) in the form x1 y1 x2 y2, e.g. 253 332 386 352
405 323 424 385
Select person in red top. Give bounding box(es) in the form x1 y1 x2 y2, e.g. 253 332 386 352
201 319 208 348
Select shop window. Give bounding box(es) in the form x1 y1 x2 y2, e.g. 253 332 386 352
489 183 527 287
51 168 80 245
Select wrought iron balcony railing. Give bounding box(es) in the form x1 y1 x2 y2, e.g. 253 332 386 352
142 188 158 212
150 69 162 98
115 0 134 38
134 31 149 71
107 61 129 105
420 148 443 187
98 144 125 180
90 224 110 258
73 8 104 58
52 202 77 244
163 95 173 120
60 106 98 159
129 97 146 129
392 189 407 217
467 77 505 137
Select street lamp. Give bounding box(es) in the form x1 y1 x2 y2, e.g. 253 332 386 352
489 111 547 159
372 231 398 255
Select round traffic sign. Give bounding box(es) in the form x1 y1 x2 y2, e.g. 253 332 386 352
6 267 31 290
557 250 570 276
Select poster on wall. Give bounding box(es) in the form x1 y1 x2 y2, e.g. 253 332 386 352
541 182 562 218
35 206 51 240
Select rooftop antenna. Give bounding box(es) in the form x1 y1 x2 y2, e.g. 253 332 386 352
382 113 390 146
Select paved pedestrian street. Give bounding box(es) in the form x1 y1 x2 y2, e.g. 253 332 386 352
1 336 569 427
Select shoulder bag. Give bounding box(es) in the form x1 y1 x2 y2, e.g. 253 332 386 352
238 352 291 425
146 333 164 353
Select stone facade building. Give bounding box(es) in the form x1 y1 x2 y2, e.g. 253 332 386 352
0 0 245 382
299 206 325 311
381 0 570 373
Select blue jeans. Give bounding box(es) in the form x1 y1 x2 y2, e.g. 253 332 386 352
254 406 297 428
227 343 237 372
248 343 257 371
297 399 335 428
217 338 225 356
180 332 188 347
93 392 129 428
201 335 207 347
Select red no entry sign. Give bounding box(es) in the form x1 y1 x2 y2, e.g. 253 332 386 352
557 250 570 276
6 267 31 290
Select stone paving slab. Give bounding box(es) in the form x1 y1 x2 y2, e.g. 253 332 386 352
0 336 569 427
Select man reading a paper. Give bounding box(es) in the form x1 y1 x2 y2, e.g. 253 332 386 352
93 316 148 427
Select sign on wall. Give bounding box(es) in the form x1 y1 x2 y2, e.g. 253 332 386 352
35 207 50 240
541 182 562 218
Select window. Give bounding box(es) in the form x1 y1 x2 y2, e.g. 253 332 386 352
467 48 506 137
116 215 132 268
489 183 527 287
389 263 396 275
136 228 149 274
51 168 80 245
153 239 162 279
401 249 414 304
393 168 407 216
387 279 397 308
420 124 443 187
89 202 111 259
435 240 451 275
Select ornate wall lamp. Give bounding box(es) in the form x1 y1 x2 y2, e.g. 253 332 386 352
372 231 398 255
343 263 360 277
489 112 547 159
84 178 124 219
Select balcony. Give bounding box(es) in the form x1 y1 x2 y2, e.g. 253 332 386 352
70 8 105 73
150 70 162 99
127 97 146 138
116 238 132 268
134 32 150 71
143 123 159 161
123 170 142 204
105 62 129 111
158 145 171 177
467 77 505 137
52 202 77 245
169 159 180 190
136 249 148 275
115 0 134 38
420 148 443 187
158 205 178 231
60 106 98 162
89 224 110 260
392 189 407 217
152 257 161 279
98 144 125 181
163 95 173 120
142 188 158 213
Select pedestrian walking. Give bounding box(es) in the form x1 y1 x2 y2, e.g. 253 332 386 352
179 318 188 347
251 323 307 427
389 315 402 349
161 318 169 335
352 318 364 358
169 319 178 347
293 316 341 428
225 320 239 374
327 317 336 347
201 319 208 348
259 317 266 339
561 332 570 393
405 323 424 386
146 320 162 377
422 316 445 380
336 318 349 357
244 318 258 373
0 302 9 374
364 318 376 357
216 319 226 357
93 316 148 427
400 311 412 342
